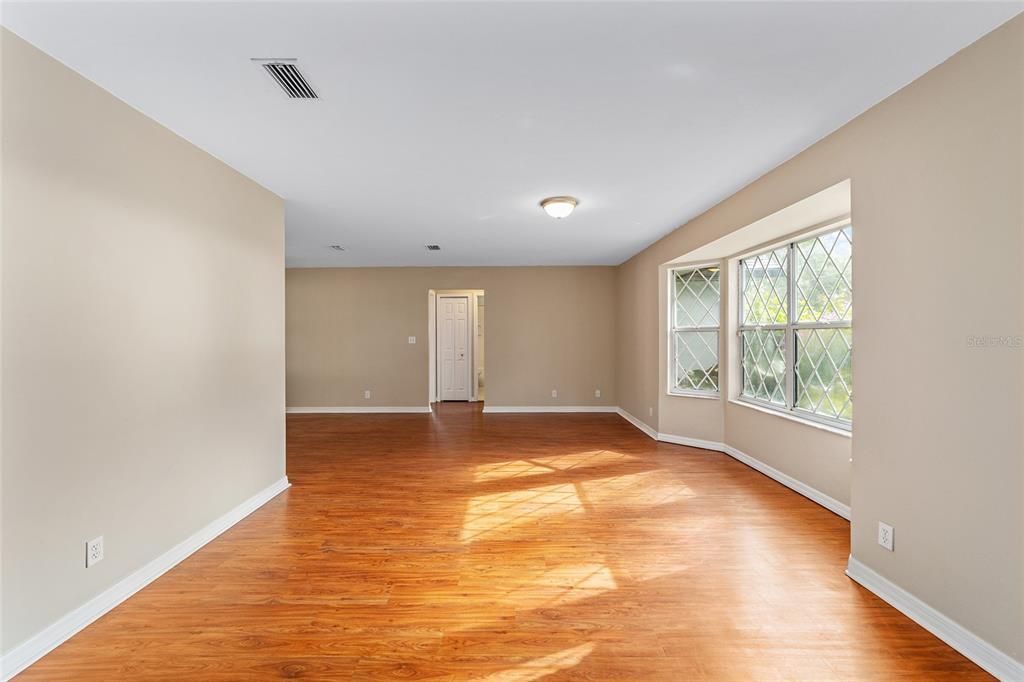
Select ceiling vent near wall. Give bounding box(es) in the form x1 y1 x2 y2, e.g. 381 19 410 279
425 244 441 251
254 59 318 99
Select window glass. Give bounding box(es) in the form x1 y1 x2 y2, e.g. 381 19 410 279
670 266 720 394
739 226 852 427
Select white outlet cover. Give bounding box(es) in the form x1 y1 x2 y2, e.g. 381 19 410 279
878 522 894 551
408 336 416 344
86 536 104 567
595 389 601 398
551 389 558 398
363 390 371 399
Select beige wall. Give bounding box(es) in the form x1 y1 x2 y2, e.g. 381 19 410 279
287 267 616 408
1 30 286 654
617 15 1023 659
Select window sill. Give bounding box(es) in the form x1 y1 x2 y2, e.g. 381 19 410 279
728 399 852 438
666 391 721 401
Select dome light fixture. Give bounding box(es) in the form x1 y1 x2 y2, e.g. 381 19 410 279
540 196 578 219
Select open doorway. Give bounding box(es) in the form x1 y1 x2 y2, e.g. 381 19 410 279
428 289 484 404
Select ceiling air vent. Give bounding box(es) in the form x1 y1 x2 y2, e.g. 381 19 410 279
254 59 318 99
425 244 441 251
328 244 346 251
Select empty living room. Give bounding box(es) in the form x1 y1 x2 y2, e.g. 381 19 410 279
2 1 1022 680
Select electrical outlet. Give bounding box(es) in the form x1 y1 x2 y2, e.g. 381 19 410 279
594 389 601 398
363 390 371 400
408 336 416 344
649 407 654 417
86 536 104 567
551 389 558 398
878 522 894 551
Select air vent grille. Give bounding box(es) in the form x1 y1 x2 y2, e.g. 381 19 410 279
328 245 346 251
260 61 317 99
425 244 441 251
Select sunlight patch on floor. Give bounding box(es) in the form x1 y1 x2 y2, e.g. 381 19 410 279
473 451 636 482
499 563 618 608
529 450 635 471
474 460 555 482
477 642 596 681
460 483 584 543
619 557 700 582
580 470 696 507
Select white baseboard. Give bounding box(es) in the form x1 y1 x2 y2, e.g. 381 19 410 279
0 476 291 681
482 405 619 413
613 409 850 521
658 431 727 453
846 556 1023 681
657 434 850 520
286 406 432 414
615 408 658 439
718 443 850 520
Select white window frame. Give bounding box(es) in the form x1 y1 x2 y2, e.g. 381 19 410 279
737 223 852 431
668 263 721 398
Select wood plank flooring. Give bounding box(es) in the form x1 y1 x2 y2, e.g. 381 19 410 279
19 403 989 680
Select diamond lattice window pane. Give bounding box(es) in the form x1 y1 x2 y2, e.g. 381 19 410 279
741 330 786 405
796 327 852 421
674 267 720 328
673 331 719 392
741 247 789 325
794 226 853 323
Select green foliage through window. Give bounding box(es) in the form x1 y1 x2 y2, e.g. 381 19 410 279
740 225 853 426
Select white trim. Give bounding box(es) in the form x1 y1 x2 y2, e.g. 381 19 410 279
658 432 729 453
0 477 291 681
482 405 619 414
666 390 721 400
433 290 482 403
427 289 437 404
846 556 1024 681
615 408 658 439
286 406 432 414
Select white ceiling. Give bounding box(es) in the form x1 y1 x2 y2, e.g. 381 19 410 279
4 2 1021 267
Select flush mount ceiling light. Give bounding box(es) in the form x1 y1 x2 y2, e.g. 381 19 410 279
540 196 578 219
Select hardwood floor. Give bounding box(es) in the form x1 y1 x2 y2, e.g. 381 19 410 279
20 403 988 680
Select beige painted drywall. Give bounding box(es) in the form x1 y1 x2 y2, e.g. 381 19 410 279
1 30 286 654
617 15 1023 659
287 267 616 408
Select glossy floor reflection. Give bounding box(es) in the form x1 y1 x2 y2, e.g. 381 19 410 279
20 403 989 680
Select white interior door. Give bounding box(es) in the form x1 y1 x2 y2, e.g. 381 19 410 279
438 296 470 401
